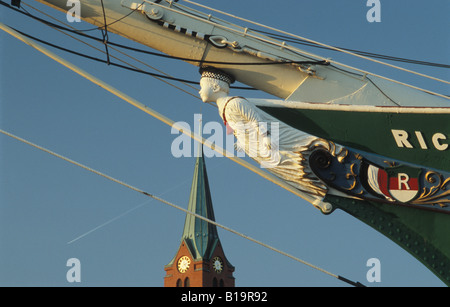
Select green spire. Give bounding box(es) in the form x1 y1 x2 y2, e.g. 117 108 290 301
181 147 220 261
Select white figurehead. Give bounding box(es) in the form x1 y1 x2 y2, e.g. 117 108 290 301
198 66 334 206
199 67 235 117
199 66 274 157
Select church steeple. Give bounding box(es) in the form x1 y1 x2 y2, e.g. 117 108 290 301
181 149 219 261
164 147 235 287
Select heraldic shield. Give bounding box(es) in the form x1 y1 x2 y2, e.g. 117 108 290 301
309 146 449 213
367 164 421 203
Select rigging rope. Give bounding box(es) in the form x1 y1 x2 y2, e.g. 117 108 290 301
99 0 111 65
249 28 450 69
1 20 366 285
0 1 442 286
180 0 450 87
2 0 448 98
0 20 323 205
20 2 204 101
0 127 364 287
0 1 324 67
76 1 145 32
0 0 258 89
10 27 204 85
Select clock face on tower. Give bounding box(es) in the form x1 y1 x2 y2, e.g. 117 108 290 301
212 256 223 273
177 256 191 273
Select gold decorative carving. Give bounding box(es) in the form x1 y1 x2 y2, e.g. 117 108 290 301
412 171 450 208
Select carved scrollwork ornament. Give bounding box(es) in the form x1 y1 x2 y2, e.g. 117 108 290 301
309 149 332 169
308 140 450 214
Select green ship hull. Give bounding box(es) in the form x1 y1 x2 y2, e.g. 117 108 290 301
259 104 450 172
258 103 450 285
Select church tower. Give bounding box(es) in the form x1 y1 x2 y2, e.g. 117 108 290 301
164 149 235 287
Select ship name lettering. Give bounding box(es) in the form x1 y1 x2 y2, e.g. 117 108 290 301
391 129 448 151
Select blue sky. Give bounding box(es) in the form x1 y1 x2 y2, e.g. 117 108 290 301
0 0 449 287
